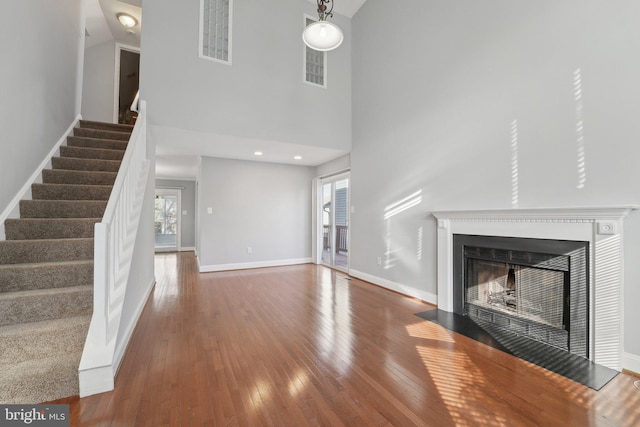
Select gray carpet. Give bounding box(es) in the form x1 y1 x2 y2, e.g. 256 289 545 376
0 120 132 403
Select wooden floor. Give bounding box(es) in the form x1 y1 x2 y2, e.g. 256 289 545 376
60 252 640 426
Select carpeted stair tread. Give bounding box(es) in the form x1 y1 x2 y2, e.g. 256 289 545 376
52 156 121 172
31 183 112 201
79 119 134 133
60 145 125 161
0 260 93 292
19 200 107 218
0 119 126 403
66 136 128 151
0 285 93 327
42 169 117 186
0 351 84 403
0 238 93 264
0 315 90 366
4 218 100 240
74 127 131 141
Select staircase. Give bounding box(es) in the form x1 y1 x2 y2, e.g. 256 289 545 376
0 120 132 404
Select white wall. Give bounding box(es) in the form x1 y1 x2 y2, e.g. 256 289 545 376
316 154 350 178
197 157 315 271
351 1 640 365
140 0 351 152
81 40 116 123
0 0 84 212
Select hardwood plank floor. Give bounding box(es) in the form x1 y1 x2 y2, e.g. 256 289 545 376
60 252 640 426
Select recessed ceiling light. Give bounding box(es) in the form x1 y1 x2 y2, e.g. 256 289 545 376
254 151 263 156
294 155 302 160
117 13 137 28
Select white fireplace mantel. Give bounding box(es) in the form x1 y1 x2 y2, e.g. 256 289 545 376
432 206 638 371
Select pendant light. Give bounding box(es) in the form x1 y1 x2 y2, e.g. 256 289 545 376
302 0 343 52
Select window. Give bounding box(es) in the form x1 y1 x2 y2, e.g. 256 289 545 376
200 0 232 64
304 17 326 87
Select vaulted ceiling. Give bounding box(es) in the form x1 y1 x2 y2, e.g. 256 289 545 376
84 0 365 48
83 0 367 178
85 0 141 48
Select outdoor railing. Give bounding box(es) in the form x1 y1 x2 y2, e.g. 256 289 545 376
323 225 349 254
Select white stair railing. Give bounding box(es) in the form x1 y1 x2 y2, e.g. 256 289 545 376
79 100 150 397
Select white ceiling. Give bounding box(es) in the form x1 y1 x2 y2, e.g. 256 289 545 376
153 125 349 179
84 0 141 48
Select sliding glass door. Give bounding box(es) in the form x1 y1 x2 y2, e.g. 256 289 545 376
320 173 349 270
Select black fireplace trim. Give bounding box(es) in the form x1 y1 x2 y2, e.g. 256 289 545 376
452 234 590 357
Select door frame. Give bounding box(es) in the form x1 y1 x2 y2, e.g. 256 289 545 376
113 43 140 124
314 171 350 272
155 188 182 252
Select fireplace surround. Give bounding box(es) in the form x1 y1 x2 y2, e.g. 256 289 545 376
433 207 635 371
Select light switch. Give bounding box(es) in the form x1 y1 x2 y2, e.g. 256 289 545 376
207 207 212 214
182 210 188 215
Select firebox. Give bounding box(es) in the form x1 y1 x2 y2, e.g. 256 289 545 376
453 234 589 358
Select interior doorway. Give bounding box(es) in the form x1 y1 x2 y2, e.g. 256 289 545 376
319 172 350 271
155 189 181 252
114 44 140 125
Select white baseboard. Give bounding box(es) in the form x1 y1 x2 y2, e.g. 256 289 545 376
79 277 155 398
0 115 81 240
200 258 312 273
349 269 437 305
78 363 114 398
113 277 156 376
623 352 640 375
180 246 196 252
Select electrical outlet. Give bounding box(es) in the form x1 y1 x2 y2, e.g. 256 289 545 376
377 256 382 266
247 247 252 254
207 207 212 214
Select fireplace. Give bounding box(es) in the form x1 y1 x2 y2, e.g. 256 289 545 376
453 234 589 358
432 207 634 371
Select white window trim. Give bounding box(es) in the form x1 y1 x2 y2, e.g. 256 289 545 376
303 14 327 89
154 188 182 253
199 0 233 66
